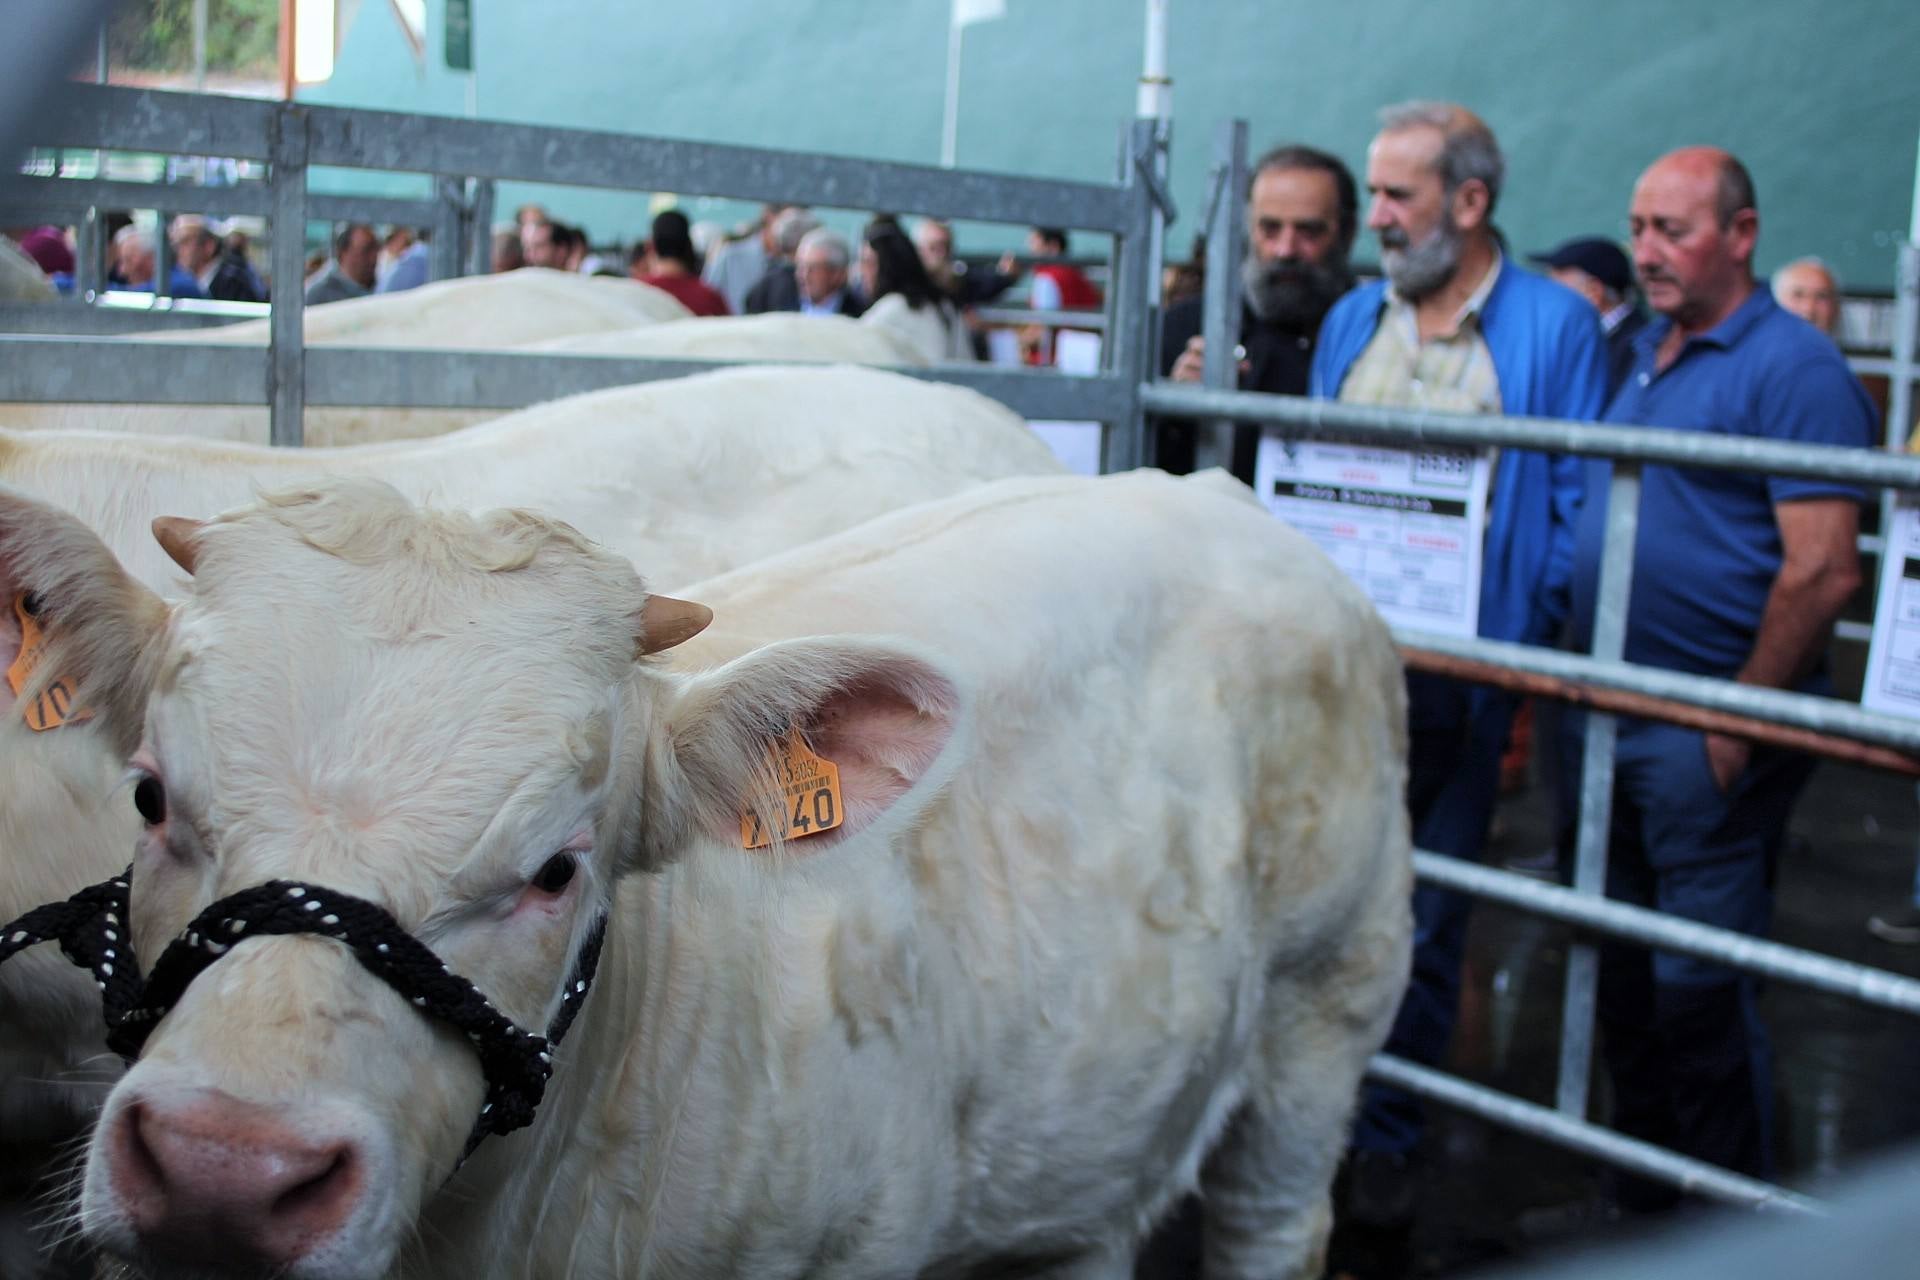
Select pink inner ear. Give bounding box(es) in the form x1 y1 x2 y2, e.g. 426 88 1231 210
796 666 957 847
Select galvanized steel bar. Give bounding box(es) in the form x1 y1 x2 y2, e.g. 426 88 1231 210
1399 646 1920 775
1558 464 1638 1119
970 307 1110 331
430 176 463 280
27 86 1132 234
0 301 256 335
0 339 1135 423
465 178 495 278
1413 852 1920 1017
38 85 276 161
1194 117 1248 473
1139 382 1920 490
267 108 309 447
0 174 270 217
1886 244 1918 454
1396 628 1920 754
1100 120 1158 474
1368 1053 1822 1214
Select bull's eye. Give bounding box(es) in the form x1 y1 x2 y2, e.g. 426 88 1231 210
133 775 166 826
531 853 577 895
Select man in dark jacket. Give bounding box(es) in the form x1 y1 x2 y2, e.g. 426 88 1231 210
1156 144 1358 480
1529 235 1648 396
169 215 267 303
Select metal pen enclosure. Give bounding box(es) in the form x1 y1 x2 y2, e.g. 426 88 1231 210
0 85 1155 468
9 90 1920 1219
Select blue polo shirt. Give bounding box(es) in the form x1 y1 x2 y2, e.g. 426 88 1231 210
1569 288 1875 679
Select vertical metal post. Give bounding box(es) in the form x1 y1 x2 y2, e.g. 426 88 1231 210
268 105 310 448
1103 118 1158 475
431 176 464 281
77 208 102 300
465 178 496 277
192 0 208 91
1195 118 1248 473
1886 243 1918 455
155 217 175 300
1557 463 1640 1117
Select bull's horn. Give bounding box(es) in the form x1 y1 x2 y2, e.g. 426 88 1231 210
152 516 205 575
637 594 712 655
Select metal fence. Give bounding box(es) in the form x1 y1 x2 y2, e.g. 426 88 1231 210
1137 119 1920 1217
8 88 1920 1218
0 84 1161 468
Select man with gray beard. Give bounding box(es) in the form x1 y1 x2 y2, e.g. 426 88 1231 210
1310 101 1606 1278
1158 144 1357 480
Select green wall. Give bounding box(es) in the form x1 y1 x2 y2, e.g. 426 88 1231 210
302 0 1920 289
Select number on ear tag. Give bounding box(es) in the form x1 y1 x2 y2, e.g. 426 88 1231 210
740 731 845 850
8 593 92 732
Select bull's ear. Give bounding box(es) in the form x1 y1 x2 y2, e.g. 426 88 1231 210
0 485 167 756
627 638 962 872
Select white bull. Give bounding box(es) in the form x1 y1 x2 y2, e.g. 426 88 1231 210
2 312 931 449
0 366 1064 1266
0 268 688 445
17 469 1408 1279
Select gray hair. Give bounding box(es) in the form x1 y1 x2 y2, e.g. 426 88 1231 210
796 227 850 271
1772 255 1835 287
1377 100 1504 215
772 209 822 257
112 224 155 254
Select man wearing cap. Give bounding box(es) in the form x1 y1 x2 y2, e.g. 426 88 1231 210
1160 143 1359 481
1531 236 1647 395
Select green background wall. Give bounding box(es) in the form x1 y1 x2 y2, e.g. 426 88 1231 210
302 0 1920 289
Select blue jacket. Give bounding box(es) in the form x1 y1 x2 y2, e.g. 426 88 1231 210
1310 264 1607 647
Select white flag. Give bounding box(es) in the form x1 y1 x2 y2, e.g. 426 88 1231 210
952 0 1006 28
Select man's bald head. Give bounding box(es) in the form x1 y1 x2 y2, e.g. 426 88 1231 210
1629 146 1761 333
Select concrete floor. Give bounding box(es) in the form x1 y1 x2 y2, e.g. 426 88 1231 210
1349 742 1920 1277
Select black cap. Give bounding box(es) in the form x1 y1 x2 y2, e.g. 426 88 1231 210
1526 237 1633 295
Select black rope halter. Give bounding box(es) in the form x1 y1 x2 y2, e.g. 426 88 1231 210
0 866 141 1024
3 871 609 1160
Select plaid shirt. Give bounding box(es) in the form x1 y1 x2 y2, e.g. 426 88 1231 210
1338 253 1504 416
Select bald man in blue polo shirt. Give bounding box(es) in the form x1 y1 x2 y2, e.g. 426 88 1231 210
1567 146 1873 1207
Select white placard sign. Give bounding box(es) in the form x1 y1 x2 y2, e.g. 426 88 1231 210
1862 501 1920 716
1252 434 1492 637
1028 328 1105 477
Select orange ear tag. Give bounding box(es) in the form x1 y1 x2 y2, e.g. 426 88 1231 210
740 731 845 850
7 593 93 732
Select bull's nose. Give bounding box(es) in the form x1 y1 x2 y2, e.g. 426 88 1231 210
110 1089 362 1269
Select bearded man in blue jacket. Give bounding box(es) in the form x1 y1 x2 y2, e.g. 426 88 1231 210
1309 102 1607 1253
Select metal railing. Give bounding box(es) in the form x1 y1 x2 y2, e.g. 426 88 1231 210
0 84 1159 469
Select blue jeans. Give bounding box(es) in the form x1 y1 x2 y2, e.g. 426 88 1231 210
1583 717 1812 1200
1351 673 1511 1155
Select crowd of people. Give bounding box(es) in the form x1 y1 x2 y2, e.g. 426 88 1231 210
1151 100 1878 1278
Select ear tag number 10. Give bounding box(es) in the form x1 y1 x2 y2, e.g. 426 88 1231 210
741 731 845 850
8 593 92 732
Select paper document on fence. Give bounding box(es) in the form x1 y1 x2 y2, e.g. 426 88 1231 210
1252 435 1491 637
1861 501 1920 717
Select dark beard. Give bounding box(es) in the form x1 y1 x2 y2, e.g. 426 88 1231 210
1241 254 1354 330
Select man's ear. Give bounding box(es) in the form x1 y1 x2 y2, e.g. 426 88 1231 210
625 637 963 872
0 485 168 756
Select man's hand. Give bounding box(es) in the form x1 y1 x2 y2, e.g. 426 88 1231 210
1703 730 1751 793
1170 335 1208 382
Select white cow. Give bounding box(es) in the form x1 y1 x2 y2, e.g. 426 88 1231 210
16 469 1408 1279
0 268 691 446
0 237 54 302
1 307 936 449
0 366 1064 1270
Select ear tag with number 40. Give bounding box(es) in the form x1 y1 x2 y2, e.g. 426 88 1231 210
740 731 845 850
7 593 92 732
